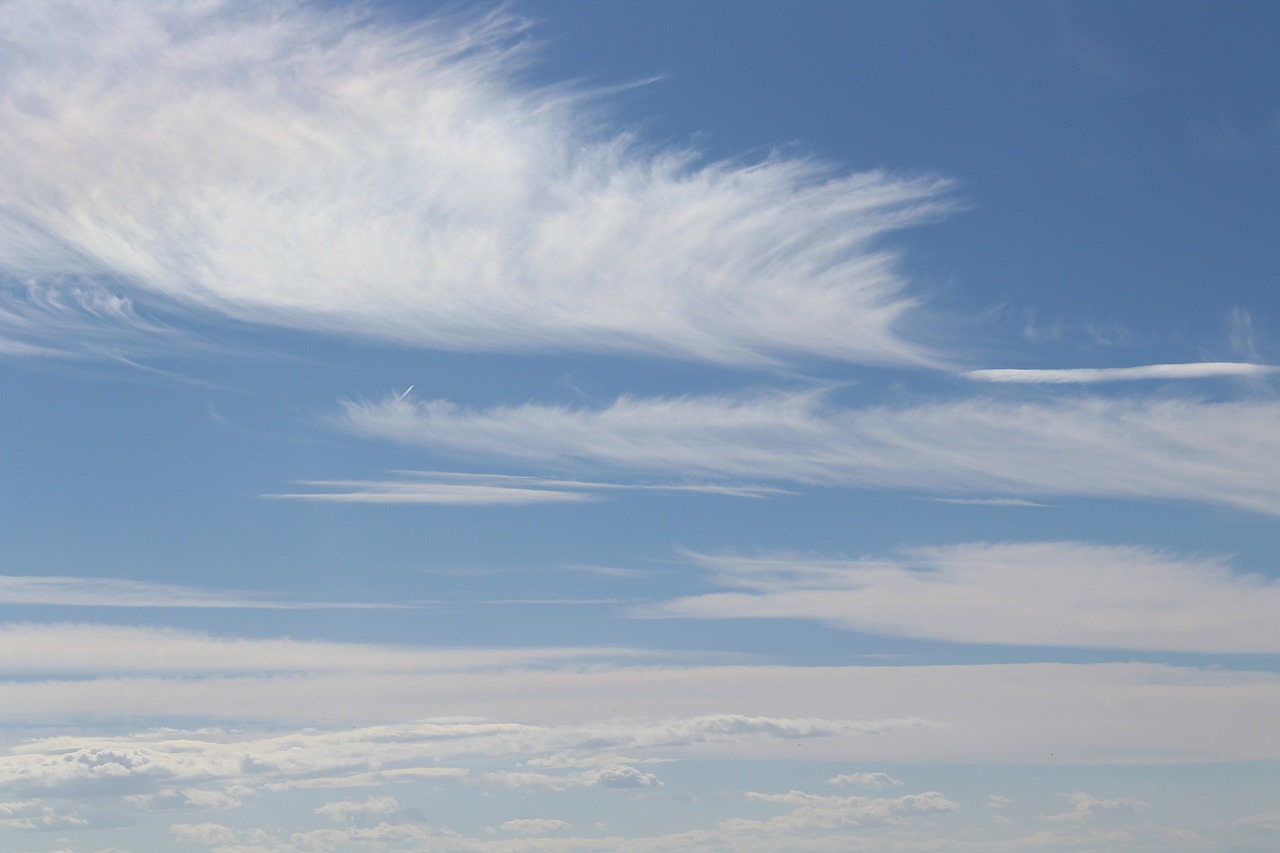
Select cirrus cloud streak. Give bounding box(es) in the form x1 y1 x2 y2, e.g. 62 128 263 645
341 391 1280 515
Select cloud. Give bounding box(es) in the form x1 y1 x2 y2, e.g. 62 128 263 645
0 714 920 810
723 789 958 832
266 479 596 506
341 390 1280 515
922 497 1047 507
1 633 1278 764
829 772 904 790
0 623 646 674
653 542 1280 653
171 823 238 845
266 472 789 505
962 362 1276 383
501 818 571 835
483 760 661 792
0 0 950 367
0 576 404 610
1038 791 1147 821
314 795 399 823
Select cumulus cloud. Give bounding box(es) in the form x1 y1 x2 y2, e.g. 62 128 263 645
0 0 949 366
653 542 1280 653
170 822 238 845
484 760 661 792
340 391 1280 515
314 795 399 823
963 362 1277 383
723 789 958 832
1038 791 1148 821
829 772 904 790
501 818 571 835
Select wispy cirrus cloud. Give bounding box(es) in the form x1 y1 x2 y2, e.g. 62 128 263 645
0 576 402 610
0 0 950 366
340 390 1280 515
267 472 789 505
651 542 1280 653
963 362 1276 383
0 623 645 675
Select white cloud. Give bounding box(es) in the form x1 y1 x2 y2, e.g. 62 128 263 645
922 497 1048 507
265 480 595 506
0 799 90 831
484 762 661 792
962 362 1276 383
0 576 403 610
829 772 904 790
171 823 237 845
654 542 1280 653
266 472 788 505
500 818 570 835
341 391 1280 515
0 634 1277 764
0 0 949 367
1236 813 1280 831
724 789 958 832
1038 791 1147 821
314 795 398 823
0 623 646 674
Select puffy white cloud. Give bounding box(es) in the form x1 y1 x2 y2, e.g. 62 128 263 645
723 789 958 832
500 818 570 835
314 796 399 823
0 799 90 830
655 542 1280 653
1038 791 1148 822
171 822 238 845
0 0 948 366
340 391 1280 515
483 761 661 792
829 772 904 790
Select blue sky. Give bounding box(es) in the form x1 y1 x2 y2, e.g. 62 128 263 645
1 1 1279 851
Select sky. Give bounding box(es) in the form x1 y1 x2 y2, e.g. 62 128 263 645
1 0 1279 851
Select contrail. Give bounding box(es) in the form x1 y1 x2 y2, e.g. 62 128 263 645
396 384 414 401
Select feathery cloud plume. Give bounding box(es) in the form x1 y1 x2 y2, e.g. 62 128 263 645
0 0 950 366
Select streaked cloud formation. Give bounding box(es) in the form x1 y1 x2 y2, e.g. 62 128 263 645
964 362 1276 383
0 576 400 609
343 391 1280 514
0 0 949 366
656 543 1280 652
267 472 787 504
